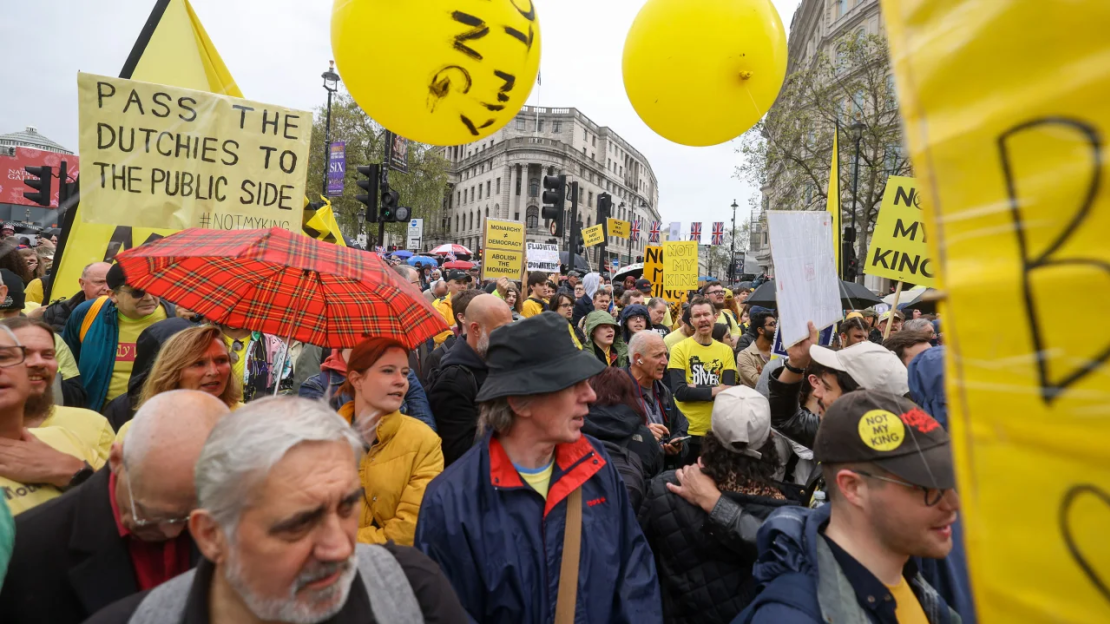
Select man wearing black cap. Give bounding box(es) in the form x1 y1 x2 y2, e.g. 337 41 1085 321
737 390 960 624
415 311 662 623
432 269 469 346
0 269 26 319
558 270 581 297
61 264 175 412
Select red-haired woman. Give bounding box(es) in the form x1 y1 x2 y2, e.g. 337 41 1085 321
338 337 443 546
582 367 664 508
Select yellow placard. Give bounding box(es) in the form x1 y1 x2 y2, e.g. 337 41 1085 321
77 72 310 231
582 224 605 247
883 1 1110 622
607 218 630 239
662 241 698 292
863 176 935 287
481 218 525 281
483 219 525 252
643 245 687 302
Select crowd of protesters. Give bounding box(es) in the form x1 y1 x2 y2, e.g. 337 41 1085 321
0 237 969 624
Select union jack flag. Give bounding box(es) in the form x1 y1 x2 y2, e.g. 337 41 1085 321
631 218 640 238
649 221 660 243
375 245 385 257
712 222 724 245
689 222 702 243
446 252 457 262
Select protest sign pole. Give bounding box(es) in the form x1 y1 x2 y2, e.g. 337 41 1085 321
883 281 903 340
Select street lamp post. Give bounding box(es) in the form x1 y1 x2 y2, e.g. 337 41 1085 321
356 209 366 249
320 61 340 196
729 199 738 284
848 122 865 282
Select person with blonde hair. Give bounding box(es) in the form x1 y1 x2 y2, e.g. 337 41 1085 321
24 239 55 305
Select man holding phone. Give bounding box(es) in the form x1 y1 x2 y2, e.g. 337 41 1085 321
627 332 689 468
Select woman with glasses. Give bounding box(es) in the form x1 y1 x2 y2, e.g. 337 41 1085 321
548 292 584 349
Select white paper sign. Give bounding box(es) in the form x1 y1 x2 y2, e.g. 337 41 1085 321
526 242 560 272
766 211 843 347
668 222 682 241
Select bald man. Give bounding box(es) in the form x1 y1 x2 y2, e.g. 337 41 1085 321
428 294 514 465
0 390 230 624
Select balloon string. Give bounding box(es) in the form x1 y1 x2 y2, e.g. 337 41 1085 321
743 84 763 118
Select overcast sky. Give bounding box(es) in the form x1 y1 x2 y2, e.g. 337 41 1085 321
1 0 800 233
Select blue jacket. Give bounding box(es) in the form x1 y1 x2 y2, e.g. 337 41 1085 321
734 505 960 624
298 368 436 432
414 431 662 624
61 297 175 412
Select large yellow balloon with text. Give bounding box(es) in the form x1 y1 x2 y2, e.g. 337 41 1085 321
622 0 786 147
331 0 541 146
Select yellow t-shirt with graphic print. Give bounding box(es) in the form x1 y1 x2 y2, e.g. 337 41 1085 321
667 337 737 436
107 307 167 403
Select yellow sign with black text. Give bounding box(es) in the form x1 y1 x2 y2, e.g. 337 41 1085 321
607 218 630 239
864 176 935 287
643 245 688 302
582 224 605 247
883 1 1110 621
78 72 311 231
662 241 698 292
481 219 525 281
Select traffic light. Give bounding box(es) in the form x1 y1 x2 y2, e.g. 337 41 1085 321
355 164 380 223
380 181 402 222
541 174 566 237
842 239 859 281
23 166 52 207
597 192 612 223
574 223 585 256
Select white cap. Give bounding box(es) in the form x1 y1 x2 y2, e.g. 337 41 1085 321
808 341 909 395
710 386 772 458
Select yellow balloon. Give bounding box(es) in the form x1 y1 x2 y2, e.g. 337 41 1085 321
332 0 542 146
622 0 787 147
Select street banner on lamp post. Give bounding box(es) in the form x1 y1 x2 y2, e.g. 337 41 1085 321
326 142 345 196
390 134 408 174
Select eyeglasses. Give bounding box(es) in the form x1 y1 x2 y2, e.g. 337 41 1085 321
559 302 573 309
706 290 724 296
850 469 947 506
0 345 26 368
126 471 191 528
123 287 147 299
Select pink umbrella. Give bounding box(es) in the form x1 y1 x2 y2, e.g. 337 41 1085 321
442 260 475 270
430 243 473 256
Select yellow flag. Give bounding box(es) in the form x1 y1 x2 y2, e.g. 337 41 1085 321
304 198 347 247
826 127 840 276
51 0 241 300
883 1 1110 622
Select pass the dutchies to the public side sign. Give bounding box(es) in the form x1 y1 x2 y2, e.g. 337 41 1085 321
864 176 936 287
77 73 312 231
481 218 525 280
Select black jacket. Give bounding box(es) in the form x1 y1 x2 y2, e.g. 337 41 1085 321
101 318 194 430
582 403 664 481
572 293 594 327
84 543 468 624
638 471 800 624
422 334 457 386
0 468 200 624
626 369 690 469
767 366 820 449
735 325 758 352
41 291 86 333
428 338 488 467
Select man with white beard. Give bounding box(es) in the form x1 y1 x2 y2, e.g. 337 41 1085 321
85 397 466 624
428 294 513 466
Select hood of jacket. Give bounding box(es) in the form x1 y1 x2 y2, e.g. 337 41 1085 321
320 349 348 374
618 304 650 338
750 504 828 589
582 403 642 442
582 272 601 298
439 335 487 371
908 345 948 429
584 310 618 340
128 318 195 395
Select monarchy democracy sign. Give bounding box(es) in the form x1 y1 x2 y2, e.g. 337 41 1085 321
481 218 525 280
864 176 936 287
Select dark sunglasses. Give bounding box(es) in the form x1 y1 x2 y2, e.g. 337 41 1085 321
123 287 147 299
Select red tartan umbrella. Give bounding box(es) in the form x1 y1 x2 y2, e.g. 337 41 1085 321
113 227 449 349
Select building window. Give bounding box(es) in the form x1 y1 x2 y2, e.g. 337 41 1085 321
468 212 473 230
456 191 461 206
486 181 491 197
588 191 594 207
529 178 540 197
836 0 846 18
553 121 561 133
537 118 545 132
479 185 483 200
526 206 539 229
515 170 522 195
454 215 459 231
496 177 501 194
592 136 596 147
583 129 588 140
514 211 520 221
517 117 526 130
485 207 489 219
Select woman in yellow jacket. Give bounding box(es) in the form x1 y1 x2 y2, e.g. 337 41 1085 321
338 336 443 546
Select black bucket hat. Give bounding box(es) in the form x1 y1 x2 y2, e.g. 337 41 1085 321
476 311 606 402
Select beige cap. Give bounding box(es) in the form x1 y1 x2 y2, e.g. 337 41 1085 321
809 341 909 395
710 386 772 458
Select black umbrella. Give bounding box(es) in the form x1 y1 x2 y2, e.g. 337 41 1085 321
745 279 882 310
558 251 591 272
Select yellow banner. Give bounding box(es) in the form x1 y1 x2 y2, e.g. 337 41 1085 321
883 0 1110 622
607 218 630 238
643 245 687 302
863 176 935 287
582 224 605 247
662 241 698 292
77 72 310 231
827 128 840 274
481 218 525 281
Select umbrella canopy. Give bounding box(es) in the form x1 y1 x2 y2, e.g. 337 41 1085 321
746 279 883 310
883 285 929 306
391 250 414 259
114 227 448 349
442 260 474 270
614 263 644 280
407 255 438 268
883 286 938 314
558 251 590 272
430 243 473 256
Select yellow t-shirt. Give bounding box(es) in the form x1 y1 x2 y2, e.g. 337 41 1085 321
515 460 554 499
664 328 692 351
886 577 929 624
717 310 741 338
432 294 454 345
521 297 548 318
25 278 43 305
54 334 80 380
107 307 167 403
667 337 738 436
1 427 99 516
38 406 114 470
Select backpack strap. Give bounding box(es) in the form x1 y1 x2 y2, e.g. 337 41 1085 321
355 544 424 624
79 296 110 343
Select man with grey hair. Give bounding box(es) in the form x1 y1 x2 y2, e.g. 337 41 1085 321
36 261 112 331
85 396 465 624
0 390 228 624
901 317 936 341
423 278 447 303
